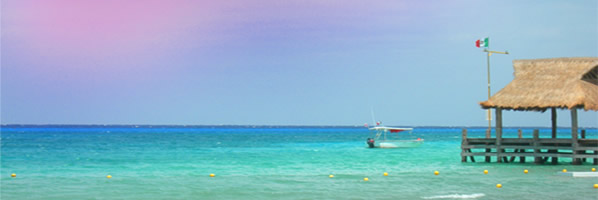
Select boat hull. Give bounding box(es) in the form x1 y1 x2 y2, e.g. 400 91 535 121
366 140 423 148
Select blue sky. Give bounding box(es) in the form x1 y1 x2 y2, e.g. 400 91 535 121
1 0 597 127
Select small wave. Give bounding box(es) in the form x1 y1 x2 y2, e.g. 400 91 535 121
422 193 485 199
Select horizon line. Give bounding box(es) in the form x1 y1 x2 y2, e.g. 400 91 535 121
1 124 597 129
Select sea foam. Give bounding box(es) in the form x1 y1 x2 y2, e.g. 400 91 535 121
422 193 485 199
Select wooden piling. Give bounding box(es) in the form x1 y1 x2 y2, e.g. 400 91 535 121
582 129 587 163
485 129 491 162
518 129 526 163
549 108 558 164
495 108 503 163
550 150 558 164
509 149 516 162
551 108 557 138
461 129 468 162
571 109 581 165
533 129 542 164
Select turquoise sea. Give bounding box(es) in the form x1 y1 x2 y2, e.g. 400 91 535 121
1 126 597 200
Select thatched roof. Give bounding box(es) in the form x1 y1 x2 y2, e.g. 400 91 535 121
480 57 598 111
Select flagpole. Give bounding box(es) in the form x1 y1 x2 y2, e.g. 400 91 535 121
482 47 509 134
486 48 492 132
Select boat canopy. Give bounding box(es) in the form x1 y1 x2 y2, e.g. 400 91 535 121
368 126 413 133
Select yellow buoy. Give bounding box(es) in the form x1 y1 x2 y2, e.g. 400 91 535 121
383 172 388 176
496 184 502 188
11 173 16 178
592 168 596 172
106 175 112 179
210 174 215 177
434 171 439 176
484 170 488 174
524 169 528 174
329 175 334 178
364 177 369 181
562 169 567 173
594 184 598 189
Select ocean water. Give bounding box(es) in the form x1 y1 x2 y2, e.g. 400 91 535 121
1 126 597 200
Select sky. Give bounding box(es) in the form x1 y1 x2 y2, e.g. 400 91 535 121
1 0 597 127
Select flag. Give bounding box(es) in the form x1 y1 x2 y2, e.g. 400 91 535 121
476 37 489 48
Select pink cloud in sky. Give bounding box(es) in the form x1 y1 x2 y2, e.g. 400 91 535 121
6 1 202 56
3 0 430 81
1 0 247 88
4 0 420 61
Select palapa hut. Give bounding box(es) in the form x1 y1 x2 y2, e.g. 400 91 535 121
480 57 598 111
479 57 598 164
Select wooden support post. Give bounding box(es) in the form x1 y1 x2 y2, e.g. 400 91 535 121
550 108 558 164
533 129 542 164
551 108 557 138
496 108 503 163
571 109 581 165
509 149 517 162
571 109 578 138
551 152 558 164
485 129 491 162
594 151 598 165
581 129 587 163
518 129 525 163
463 129 476 162
461 129 468 162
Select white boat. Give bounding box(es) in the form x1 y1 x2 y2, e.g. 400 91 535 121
366 126 423 148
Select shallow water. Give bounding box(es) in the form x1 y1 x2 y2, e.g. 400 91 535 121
1 126 597 199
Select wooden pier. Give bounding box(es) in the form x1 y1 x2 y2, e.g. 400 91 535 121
461 129 598 165
469 58 598 165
